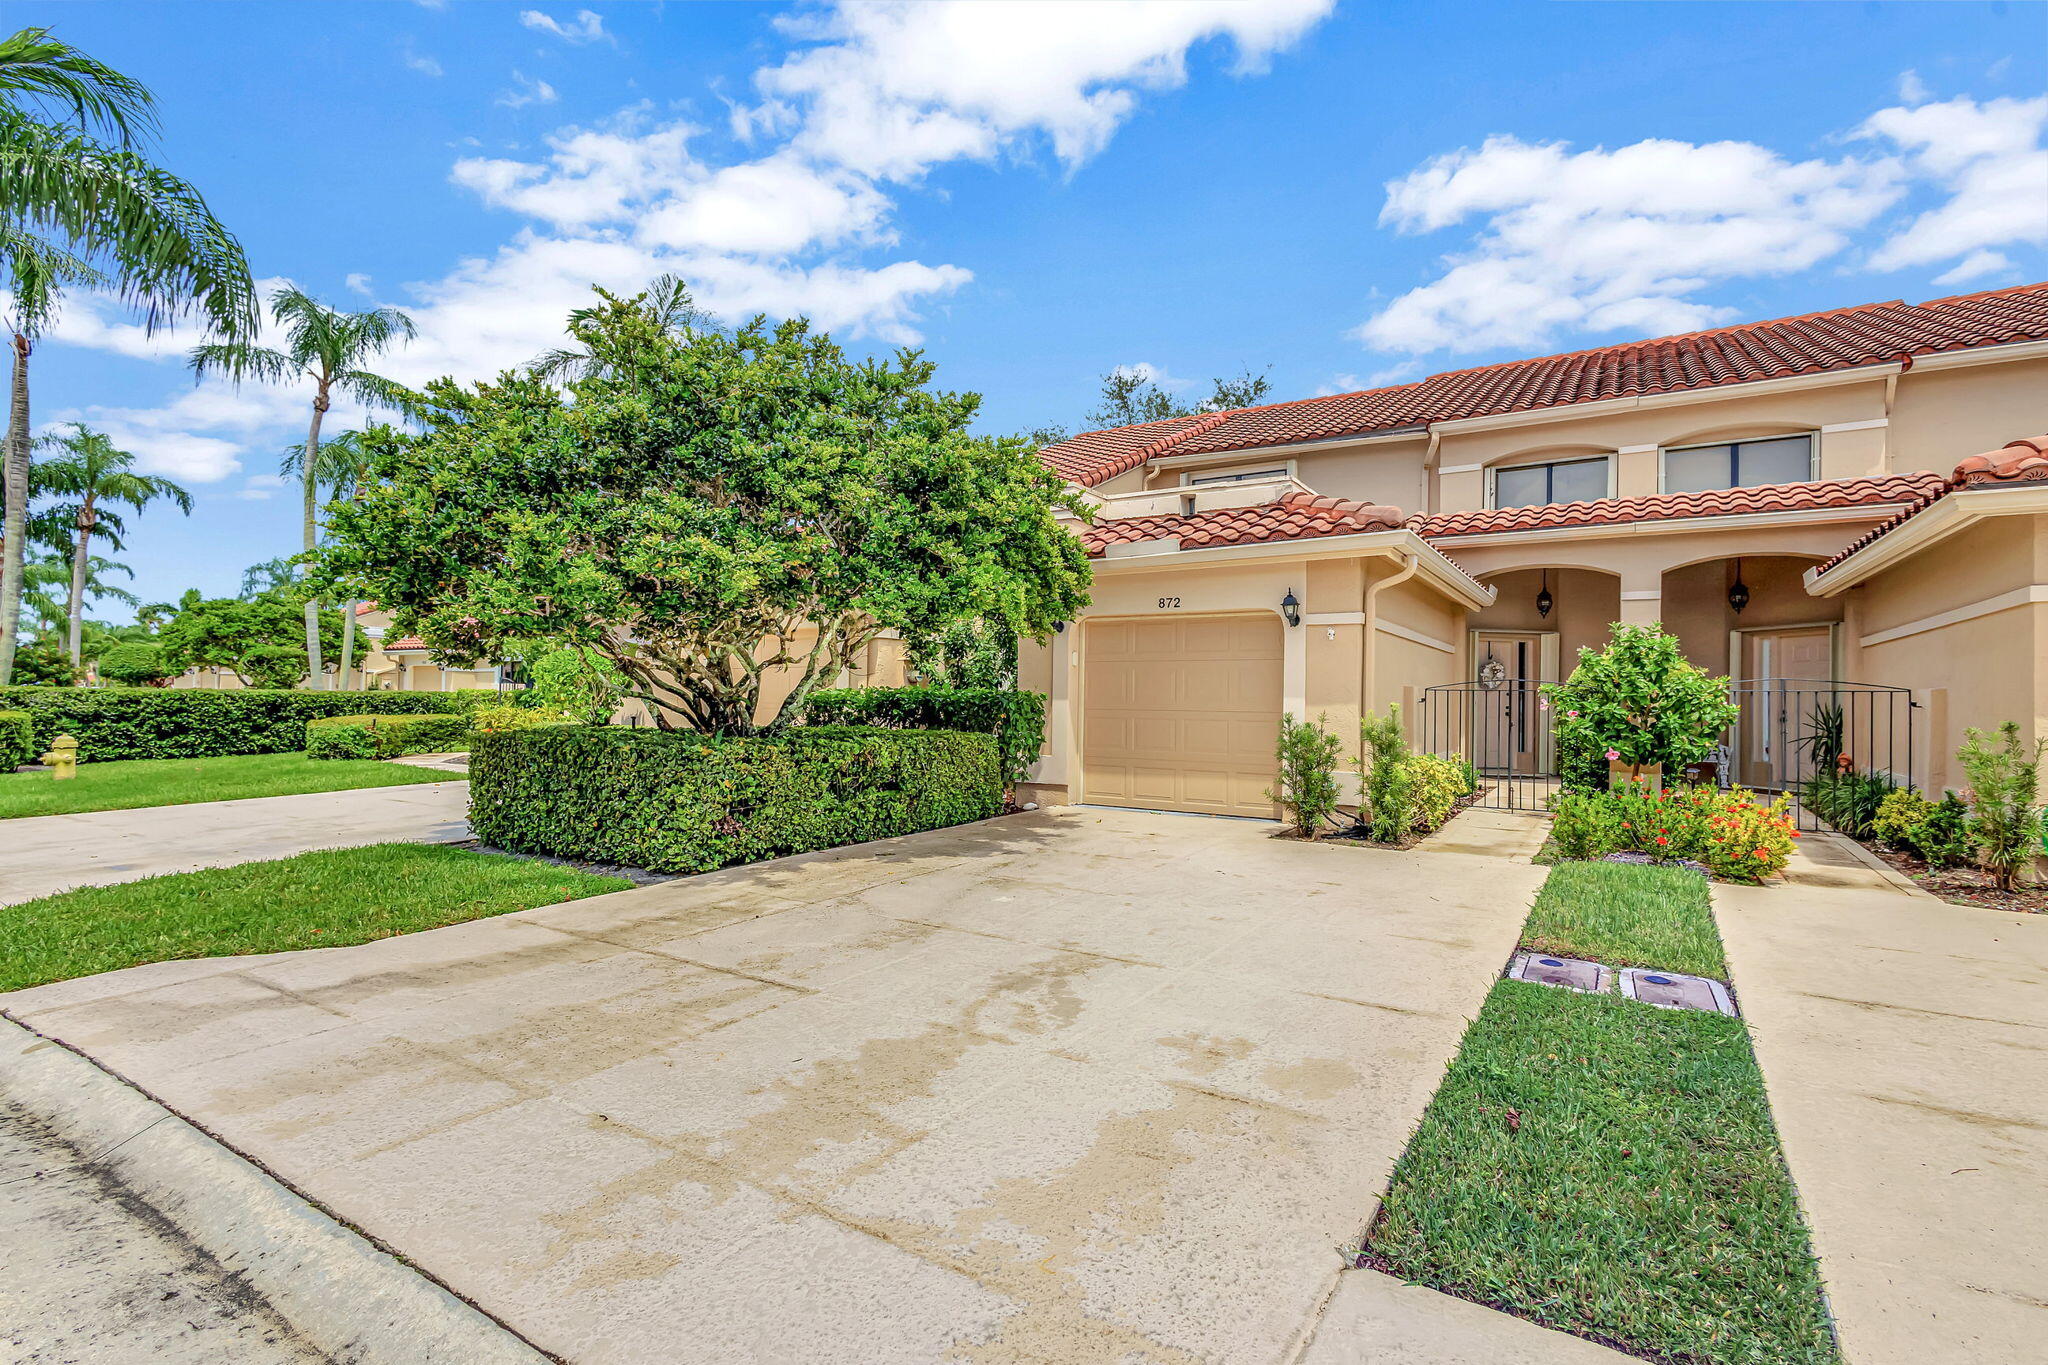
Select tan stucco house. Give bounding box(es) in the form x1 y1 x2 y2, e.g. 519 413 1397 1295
1022 282 2048 817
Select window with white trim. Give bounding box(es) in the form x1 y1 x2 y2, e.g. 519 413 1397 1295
1185 466 1288 486
1661 434 1815 493
1489 456 1610 509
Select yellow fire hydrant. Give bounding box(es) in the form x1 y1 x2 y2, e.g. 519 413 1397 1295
42 734 78 780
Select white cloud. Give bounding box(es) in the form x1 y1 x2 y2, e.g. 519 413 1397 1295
1932 249 2016 286
344 272 374 296
636 155 891 256
753 0 1335 180
520 8 610 45
23 292 189 361
1358 134 1902 353
1858 94 2048 274
1111 361 1193 393
1898 70 1931 106
233 473 288 501
402 45 443 78
495 71 559 110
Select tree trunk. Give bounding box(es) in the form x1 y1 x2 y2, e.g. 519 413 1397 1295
301 393 327 689
66 497 93 667
339 600 357 690
0 332 31 685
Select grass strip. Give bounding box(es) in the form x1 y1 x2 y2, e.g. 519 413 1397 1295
1520 860 1726 978
1365 860 1834 1364
0 843 629 993
0 752 456 820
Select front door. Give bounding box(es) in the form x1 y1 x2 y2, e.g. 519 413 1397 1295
1744 627 1835 788
1472 632 1547 775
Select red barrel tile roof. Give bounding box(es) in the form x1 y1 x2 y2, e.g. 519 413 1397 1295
1814 434 2048 576
380 637 429 651
1414 473 1944 539
1040 283 2048 486
1081 491 1405 557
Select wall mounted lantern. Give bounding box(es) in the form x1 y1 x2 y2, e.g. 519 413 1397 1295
1052 621 1067 634
1536 570 1553 619
1280 590 1302 628
1728 559 1750 614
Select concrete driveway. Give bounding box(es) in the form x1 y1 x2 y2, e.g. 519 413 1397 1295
0 780 470 906
1 807 1546 1363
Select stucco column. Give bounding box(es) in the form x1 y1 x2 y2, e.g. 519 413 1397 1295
1618 570 1662 627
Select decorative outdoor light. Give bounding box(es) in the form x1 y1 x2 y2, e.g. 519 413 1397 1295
1536 570 1553 619
1728 559 1750 614
1280 589 1302 627
1052 621 1067 634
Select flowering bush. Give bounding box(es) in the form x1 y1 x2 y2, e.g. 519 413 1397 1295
1550 780 1796 881
1400 753 1473 832
1545 624 1739 791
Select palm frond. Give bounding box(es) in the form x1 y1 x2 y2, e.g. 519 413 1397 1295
188 340 296 386
0 27 159 147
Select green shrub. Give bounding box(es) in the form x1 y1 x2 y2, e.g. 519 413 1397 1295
1268 714 1342 838
305 713 472 760
0 687 474 763
1548 782 1797 881
1360 704 1412 842
1401 753 1470 832
96 642 173 687
526 648 627 725
801 686 1047 787
1914 791 1974 869
304 721 377 761
1545 625 1740 792
468 725 1003 873
470 704 570 734
1801 770 1896 838
0 710 35 769
1872 789 1935 852
1958 722 2044 891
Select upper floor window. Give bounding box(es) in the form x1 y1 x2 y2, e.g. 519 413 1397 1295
1490 455 1610 509
1662 434 1814 493
1186 466 1288 486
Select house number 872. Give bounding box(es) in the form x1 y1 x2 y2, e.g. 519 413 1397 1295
1157 596 1181 609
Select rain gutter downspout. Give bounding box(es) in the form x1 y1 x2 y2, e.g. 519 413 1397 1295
1362 549 1422 755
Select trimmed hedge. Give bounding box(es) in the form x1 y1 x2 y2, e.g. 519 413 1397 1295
469 725 1002 873
801 686 1046 785
0 686 500 762
306 713 474 760
0 710 34 770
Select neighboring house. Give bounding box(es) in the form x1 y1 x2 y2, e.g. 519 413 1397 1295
1023 282 2048 817
349 604 506 692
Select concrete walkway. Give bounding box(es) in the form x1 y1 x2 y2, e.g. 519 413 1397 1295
1715 879 2048 1365
0 781 471 907
1 807 1561 1364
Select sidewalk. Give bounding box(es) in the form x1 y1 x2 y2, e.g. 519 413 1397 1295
0 781 471 906
1713 879 2048 1365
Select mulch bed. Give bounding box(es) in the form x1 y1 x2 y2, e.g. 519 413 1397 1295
1866 844 2048 914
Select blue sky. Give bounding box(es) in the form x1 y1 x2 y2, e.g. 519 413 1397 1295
24 0 2047 616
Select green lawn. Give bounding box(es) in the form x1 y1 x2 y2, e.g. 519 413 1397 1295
1363 861 1834 1365
1519 859 1727 978
0 752 458 820
0 843 630 994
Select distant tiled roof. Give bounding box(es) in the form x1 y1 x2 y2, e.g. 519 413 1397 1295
1081 491 1405 557
1040 283 2048 486
1414 474 1943 540
1815 434 2048 576
380 637 428 652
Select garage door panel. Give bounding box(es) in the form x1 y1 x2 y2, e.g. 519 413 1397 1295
1082 614 1282 819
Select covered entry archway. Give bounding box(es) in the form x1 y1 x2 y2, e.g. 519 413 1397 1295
1079 613 1284 818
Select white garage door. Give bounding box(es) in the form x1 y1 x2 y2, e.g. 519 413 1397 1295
1081 614 1284 819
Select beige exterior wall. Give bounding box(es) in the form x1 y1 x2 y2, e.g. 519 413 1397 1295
1833 515 2048 793
1889 354 2048 473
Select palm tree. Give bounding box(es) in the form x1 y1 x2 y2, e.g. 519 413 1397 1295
189 288 416 688
238 555 301 599
280 426 374 683
530 273 704 383
33 423 191 664
20 551 134 643
0 26 256 684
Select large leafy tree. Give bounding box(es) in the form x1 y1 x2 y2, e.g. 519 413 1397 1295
1082 364 1273 431
321 288 1092 735
33 422 191 664
158 591 339 688
190 288 416 688
0 25 255 684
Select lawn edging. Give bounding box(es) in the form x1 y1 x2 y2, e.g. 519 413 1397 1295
1360 860 1839 1365
0 1015 550 1365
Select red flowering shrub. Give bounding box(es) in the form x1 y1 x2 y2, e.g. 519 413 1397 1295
1550 780 1797 881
